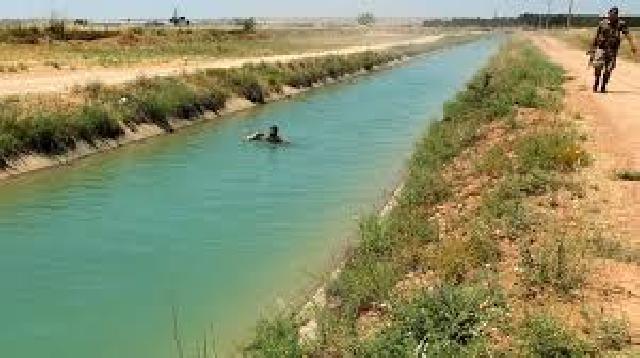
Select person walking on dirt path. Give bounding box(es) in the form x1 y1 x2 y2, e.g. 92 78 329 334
589 7 638 93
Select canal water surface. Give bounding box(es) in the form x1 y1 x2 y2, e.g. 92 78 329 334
0 38 499 357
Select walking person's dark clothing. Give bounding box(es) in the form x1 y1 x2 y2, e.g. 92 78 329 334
590 7 638 93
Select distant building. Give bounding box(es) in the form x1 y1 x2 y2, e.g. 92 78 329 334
73 19 89 26
146 20 166 27
169 7 190 26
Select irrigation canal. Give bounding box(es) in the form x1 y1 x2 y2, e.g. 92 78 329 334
0 38 499 357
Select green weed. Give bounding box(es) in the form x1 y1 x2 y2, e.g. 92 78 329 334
518 315 592 357
519 236 586 295
372 285 505 357
516 131 590 173
402 171 452 207
324 218 400 319
245 315 303 358
593 316 631 352
387 206 439 245
72 104 124 143
22 112 76 154
586 231 640 264
467 219 502 267
476 145 513 177
480 176 536 240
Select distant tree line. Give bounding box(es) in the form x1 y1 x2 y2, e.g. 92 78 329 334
232 17 257 33
518 13 640 28
422 13 640 28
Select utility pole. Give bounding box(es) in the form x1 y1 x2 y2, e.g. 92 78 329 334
546 0 553 29
567 0 574 28
538 13 542 29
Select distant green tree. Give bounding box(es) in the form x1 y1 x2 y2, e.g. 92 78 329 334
47 19 66 40
357 12 376 26
236 17 257 33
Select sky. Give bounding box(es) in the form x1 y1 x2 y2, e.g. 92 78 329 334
2 0 639 20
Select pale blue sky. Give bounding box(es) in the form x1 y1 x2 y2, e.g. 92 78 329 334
3 0 639 20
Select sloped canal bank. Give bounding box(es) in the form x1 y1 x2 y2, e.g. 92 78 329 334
0 38 499 357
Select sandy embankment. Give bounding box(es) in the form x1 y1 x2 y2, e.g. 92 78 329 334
0 35 443 97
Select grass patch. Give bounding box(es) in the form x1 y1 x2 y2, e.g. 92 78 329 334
593 316 631 352
519 236 587 295
245 315 304 357
480 175 535 239
477 128 589 241
476 145 512 177
401 171 452 207
586 231 640 264
326 216 400 320
518 314 593 357
515 131 590 173
359 285 507 357
386 206 439 245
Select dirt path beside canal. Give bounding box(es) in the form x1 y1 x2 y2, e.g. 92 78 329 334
532 34 640 345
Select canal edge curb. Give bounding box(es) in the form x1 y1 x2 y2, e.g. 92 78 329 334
296 182 405 343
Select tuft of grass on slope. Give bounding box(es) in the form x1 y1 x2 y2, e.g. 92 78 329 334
515 131 590 173
593 316 631 352
358 285 506 357
518 314 593 357
245 315 303 358
519 235 587 295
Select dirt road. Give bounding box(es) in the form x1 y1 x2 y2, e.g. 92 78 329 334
533 35 640 237
0 35 442 97
532 36 640 170
532 35 640 345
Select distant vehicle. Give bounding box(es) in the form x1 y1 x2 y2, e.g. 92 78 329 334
169 7 190 26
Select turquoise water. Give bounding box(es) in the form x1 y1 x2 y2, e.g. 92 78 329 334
0 39 498 357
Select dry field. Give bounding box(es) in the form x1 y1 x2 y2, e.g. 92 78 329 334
0 25 444 72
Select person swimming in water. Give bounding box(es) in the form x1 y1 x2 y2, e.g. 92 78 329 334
246 125 286 144
266 126 284 143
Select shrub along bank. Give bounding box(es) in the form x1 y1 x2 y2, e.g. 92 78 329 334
245 39 634 356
